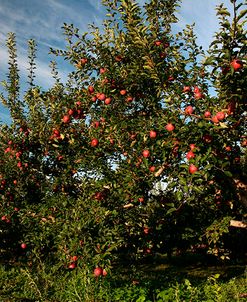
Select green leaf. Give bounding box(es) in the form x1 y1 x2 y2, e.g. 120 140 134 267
224 171 232 177
219 122 228 128
176 191 183 201
166 203 175 208
217 9 231 17
236 9 247 22
166 208 176 215
203 56 215 65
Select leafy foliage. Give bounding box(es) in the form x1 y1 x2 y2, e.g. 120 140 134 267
0 0 246 282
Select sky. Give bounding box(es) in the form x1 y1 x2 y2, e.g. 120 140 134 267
0 0 233 124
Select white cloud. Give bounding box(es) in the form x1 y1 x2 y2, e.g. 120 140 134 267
176 0 233 50
0 0 239 90
0 44 69 89
0 0 103 56
0 0 106 90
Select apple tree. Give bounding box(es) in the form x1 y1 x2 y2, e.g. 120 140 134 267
0 0 246 273
50 0 246 259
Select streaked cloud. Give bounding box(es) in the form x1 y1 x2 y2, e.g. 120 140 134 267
0 38 69 90
0 0 105 89
176 0 233 50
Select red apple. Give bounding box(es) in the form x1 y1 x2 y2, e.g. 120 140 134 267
185 106 194 115
91 96 97 102
71 255 78 261
68 262 77 269
165 123 175 132
80 58 88 65
194 86 201 93
93 121 100 128
216 111 225 121
230 59 243 71
94 267 103 277
142 149 150 158
183 86 191 93
144 227 149 234
241 140 247 147
155 40 162 46
68 108 74 116
62 115 71 124
102 269 108 276
100 67 107 74
17 162 22 168
149 166 156 172
194 92 203 100
4 147 11 153
16 151 22 159
21 243 27 249
126 96 133 102
138 197 144 203
211 115 219 124
104 97 112 105
88 85 94 94
120 89 127 96
189 164 198 174
91 138 99 147
204 111 211 118
149 130 157 138
186 151 195 160
98 93 106 101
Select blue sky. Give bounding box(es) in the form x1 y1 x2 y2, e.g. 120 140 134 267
0 0 232 123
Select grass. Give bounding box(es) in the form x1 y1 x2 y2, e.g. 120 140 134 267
0 253 246 301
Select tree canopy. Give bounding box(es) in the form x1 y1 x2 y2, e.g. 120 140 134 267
0 0 246 272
